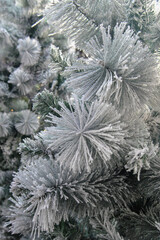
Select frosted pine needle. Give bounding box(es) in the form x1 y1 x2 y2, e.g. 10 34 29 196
66 23 159 111
10 157 132 236
40 97 127 172
125 143 158 181
15 110 39 136
41 0 127 47
0 113 11 137
17 37 41 66
8 68 33 95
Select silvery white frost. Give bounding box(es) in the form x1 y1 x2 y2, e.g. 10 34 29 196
125 143 158 181
17 37 41 66
0 113 11 137
40 96 127 172
15 110 39 135
9 157 131 237
8 68 33 95
41 0 127 48
66 23 159 111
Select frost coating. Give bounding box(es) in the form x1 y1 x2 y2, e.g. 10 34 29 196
0 113 11 137
10 157 131 237
40 97 127 172
125 143 158 181
15 110 39 135
8 68 33 95
66 23 159 111
17 37 41 66
41 0 127 47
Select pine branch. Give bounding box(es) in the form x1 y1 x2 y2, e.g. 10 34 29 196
66 23 159 112
9 157 133 237
40 96 127 172
33 89 61 119
41 0 127 48
72 1 99 28
90 209 124 240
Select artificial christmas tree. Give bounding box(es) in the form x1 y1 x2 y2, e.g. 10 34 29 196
4 0 160 239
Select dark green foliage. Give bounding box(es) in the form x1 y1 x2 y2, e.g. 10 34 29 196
47 219 93 240
118 202 160 240
33 89 61 119
0 135 21 171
